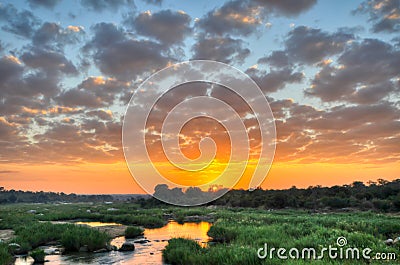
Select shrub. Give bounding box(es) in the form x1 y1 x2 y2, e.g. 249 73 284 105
30 249 45 263
163 238 203 264
125 226 144 238
207 226 237 243
60 225 109 252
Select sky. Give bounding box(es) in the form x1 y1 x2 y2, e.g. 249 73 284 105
0 0 399 194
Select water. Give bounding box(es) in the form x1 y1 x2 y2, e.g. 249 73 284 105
14 221 211 265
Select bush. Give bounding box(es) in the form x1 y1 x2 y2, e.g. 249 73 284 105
125 226 144 238
60 225 109 252
207 226 237 243
163 238 203 264
30 249 45 263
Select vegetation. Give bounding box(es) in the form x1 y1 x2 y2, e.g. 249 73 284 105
164 210 400 264
0 179 400 264
125 226 144 238
212 179 400 212
60 225 109 251
0 243 13 265
30 249 45 263
0 187 113 204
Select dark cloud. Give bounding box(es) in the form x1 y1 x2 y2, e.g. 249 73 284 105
197 0 262 36
26 0 61 9
197 0 317 37
306 38 400 103
84 22 170 80
57 76 132 108
247 67 304 93
252 0 317 16
32 22 84 51
0 170 18 174
258 51 290 68
80 0 134 12
285 26 354 64
270 98 400 163
125 10 192 45
86 109 113 120
354 0 400 33
21 48 78 75
0 3 40 38
192 35 250 64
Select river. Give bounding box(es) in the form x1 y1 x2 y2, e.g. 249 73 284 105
14 221 211 265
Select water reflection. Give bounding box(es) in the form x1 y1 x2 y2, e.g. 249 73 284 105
75 222 122 227
14 221 211 265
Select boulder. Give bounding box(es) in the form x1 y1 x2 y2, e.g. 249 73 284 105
384 239 394 245
118 242 135 252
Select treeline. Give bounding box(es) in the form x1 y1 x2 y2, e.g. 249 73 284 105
0 187 113 204
211 179 400 212
137 179 400 212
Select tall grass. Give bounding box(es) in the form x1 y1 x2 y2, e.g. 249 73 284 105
0 243 13 265
164 210 400 264
11 222 109 252
125 226 144 238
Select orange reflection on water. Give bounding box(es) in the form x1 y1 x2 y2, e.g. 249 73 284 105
75 221 122 227
145 221 211 247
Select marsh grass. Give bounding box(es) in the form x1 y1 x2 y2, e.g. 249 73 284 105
125 226 144 238
30 249 45 263
164 210 400 265
0 243 13 265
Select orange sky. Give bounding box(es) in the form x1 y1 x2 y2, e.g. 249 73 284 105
1 0 399 195
1 161 398 194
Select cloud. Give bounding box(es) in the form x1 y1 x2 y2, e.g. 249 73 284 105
284 26 354 64
0 3 40 38
21 48 78 75
84 22 170 80
197 0 317 36
354 0 400 33
32 22 85 51
197 0 262 36
86 109 113 120
191 35 250 64
246 67 304 93
80 0 134 12
306 38 400 103
270 98 400 163
26 0 61 9
258 51 291 68
125 10 192 45
0 170 18 174
252 0 317 16
57 76 132 108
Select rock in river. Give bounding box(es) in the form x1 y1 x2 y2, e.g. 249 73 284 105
118 242 135 252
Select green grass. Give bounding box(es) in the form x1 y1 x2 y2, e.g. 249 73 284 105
164 210 400 265
9 222 109 253
125 226 144 238
30 249 45 263
1 203 399 264
0 243 13 265
60 224 109 251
